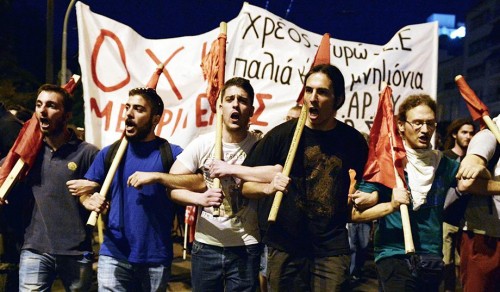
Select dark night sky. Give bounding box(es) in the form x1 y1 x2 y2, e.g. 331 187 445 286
4 0 476 83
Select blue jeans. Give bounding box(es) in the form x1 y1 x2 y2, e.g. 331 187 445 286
18 249 93 292
347 222 371 277
97 255 170 291
191 241 261 292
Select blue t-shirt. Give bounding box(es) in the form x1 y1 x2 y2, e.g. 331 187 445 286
358 156 458 262
85 139 182 264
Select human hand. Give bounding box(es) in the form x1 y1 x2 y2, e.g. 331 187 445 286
67 179 100 196
196 188 224 207
391 187 410 209
82 192 108 213
263 173 290 196
349 190 378 210
127 171 159 189
209 160 233 178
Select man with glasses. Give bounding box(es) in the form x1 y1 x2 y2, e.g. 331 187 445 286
352 94 460 291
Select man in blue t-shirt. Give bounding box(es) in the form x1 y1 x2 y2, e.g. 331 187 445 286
73 87 183 290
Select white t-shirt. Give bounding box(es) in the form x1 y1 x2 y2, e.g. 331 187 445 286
176 131 260 247
464 129 500 237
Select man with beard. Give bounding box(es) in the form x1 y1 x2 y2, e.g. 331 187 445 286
441 118 475 292
352 94 460 292
76 87 183 290
242 64 368 291
1 83 99 291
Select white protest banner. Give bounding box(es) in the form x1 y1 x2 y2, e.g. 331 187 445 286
77 2 437 148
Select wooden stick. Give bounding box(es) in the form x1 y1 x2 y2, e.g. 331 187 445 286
268 104 308 222
389 135 415 254
0 159 26 200
87 138 129 226
183 221 188 260
212 22 226 217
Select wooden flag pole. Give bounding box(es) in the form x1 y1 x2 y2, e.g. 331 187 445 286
212 21 227 217
482 115 500 144
268 104 308 222
0 160 26 200
87 138 128 226
390 134 415 254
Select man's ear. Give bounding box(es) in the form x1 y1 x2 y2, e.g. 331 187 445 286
397 120 405 133
153 115 161 127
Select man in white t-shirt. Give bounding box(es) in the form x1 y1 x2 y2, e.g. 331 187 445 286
457 115 500 291
169 77 280 291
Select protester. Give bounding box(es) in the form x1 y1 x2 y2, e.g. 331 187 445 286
352 94 460 292
242 64 368 291
456 115 500 292
75 86 183 291
160 77 283 292
0 82 99 291
441 118 475 292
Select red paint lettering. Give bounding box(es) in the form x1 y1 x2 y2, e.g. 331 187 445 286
115 103 127 132
250 93 271 126
90 97 113 130
91 29 130 92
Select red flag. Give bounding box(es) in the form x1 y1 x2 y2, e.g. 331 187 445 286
184 205 197 243
455 75 489 129
362 86 406 188
0 114 43 186
201 30 227 113
62 75 81 95
146 64 164 90
296 33 331 104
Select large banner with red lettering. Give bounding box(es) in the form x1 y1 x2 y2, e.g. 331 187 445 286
77 2 437 149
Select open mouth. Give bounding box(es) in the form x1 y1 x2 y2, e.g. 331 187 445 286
125 119 136 131
308 107 319 119
418 135 429 143
39 117 50 129
230 112 240 121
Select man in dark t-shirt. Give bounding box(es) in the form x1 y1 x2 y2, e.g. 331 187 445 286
243 64 368 291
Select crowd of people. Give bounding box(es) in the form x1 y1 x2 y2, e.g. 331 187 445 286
0 63 499 292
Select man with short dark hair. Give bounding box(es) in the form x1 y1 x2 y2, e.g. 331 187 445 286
243 64 368 291
77 87 183 290
1 83 99 291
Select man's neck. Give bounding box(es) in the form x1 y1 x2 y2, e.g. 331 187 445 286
222 128 248 143
451 144 465 157
45 128 71 151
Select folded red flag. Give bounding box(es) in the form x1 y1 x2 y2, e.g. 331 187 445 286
296 33 331 105
201 31 227 113
455 75 489 129
362 85 407 188
0 114 43 186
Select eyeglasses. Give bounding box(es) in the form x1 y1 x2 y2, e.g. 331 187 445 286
405 120 437 131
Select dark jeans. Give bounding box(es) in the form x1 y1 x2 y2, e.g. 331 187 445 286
347 222 371 277
191 241 261 292
377 255 444 292
267 247 350 292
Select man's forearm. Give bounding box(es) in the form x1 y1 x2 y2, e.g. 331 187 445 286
158 173 206 192
242 181 274 199
459 178 500 196
351 202 398 222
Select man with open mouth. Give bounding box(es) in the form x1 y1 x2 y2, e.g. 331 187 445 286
242 64 368 291
1 80 100 291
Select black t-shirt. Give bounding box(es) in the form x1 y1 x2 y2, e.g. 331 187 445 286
243 119 368 257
